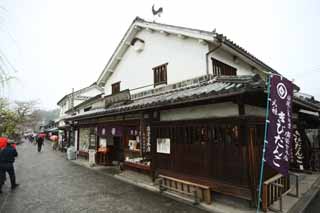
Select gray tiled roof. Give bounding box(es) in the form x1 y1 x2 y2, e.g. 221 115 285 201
68 75 264 120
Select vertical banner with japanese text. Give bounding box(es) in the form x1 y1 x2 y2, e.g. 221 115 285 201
291 129 304 170
266 75 293 176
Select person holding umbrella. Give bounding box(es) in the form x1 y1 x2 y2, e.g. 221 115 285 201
0 137 16 149
36 133 46 152
50 135 58 151
0 139 19 193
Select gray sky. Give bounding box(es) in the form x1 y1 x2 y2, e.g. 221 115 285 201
1 0 320 109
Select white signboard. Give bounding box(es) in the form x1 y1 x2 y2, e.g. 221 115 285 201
157 138 170 154
99 138 107 148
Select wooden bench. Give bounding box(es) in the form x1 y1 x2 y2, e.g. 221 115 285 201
158 174 211 205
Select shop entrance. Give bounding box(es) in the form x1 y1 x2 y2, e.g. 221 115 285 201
113 136 124 162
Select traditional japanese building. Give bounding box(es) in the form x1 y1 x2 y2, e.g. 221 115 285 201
57 83 103 150
62 17 320 207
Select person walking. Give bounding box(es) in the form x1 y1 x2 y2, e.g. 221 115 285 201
0 140 19 193
36 133 45 152
51 135 58 151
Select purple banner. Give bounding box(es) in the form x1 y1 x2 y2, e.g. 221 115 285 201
266 75 293 176
98 126 123 137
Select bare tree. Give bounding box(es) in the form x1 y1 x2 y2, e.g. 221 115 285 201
14 100 39 134
0 6 16 91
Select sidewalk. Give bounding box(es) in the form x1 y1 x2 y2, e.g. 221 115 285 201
67 156 320 213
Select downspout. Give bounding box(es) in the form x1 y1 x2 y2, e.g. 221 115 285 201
205 40 222 75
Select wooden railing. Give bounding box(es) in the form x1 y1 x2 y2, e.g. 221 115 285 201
158 174 211 205
262 172 299 212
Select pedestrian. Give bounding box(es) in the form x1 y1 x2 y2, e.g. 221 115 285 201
0 139 19 193
36 133 45 152
50 135 58 151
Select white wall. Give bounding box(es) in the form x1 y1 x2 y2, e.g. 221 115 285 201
58 87 102 118
104 30 209 95
80 87 101 97
59 101 69 116
160 102 239 121
209 48 254 76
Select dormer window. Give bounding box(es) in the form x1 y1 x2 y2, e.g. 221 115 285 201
112 82 120 94
211 58 237 76
153 63 168 86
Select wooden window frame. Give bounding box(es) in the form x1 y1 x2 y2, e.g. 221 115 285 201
111 82 120 94
211 58 237 76
153 63 168 87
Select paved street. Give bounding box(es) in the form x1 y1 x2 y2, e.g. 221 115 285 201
304 192 320 213
0 141 206 213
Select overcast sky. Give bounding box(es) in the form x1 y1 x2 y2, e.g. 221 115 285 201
0 0 319 109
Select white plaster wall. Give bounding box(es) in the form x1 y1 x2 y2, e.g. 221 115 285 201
80 88 101 97
59 103 65 116
209 48 254 76
160 102 239 121
59 101 69 117
74 99 83 107
104 30 208 95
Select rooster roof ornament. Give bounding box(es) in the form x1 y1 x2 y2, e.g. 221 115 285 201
152 4 163 22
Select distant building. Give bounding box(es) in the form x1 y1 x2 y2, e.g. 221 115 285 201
57 83 103 148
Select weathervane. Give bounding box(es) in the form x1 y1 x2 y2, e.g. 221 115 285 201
152 4 163 22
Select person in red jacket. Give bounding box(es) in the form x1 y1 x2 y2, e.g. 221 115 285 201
0 137 16 149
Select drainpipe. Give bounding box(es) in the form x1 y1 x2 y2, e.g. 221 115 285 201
205 41 222 75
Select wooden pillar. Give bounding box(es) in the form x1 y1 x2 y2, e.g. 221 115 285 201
247 126 259 206
149 110 159 181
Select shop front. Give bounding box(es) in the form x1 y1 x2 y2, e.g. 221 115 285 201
96 125 125 165
78 127 97 159
95 121 151 173
73 114 152 173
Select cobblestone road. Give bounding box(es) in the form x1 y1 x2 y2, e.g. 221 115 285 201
0 141 206 213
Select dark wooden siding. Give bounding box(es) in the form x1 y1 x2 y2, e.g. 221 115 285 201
152 119 249 187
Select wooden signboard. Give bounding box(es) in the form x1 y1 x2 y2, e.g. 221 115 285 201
105 89 131 107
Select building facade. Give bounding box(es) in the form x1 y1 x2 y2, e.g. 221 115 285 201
62 17 320 206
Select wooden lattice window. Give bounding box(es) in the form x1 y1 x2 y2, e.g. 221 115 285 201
112 82 120 94
212 58 237 76
153 63 168 86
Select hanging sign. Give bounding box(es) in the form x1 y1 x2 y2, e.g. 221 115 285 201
265 75 293 176
292 129 304 170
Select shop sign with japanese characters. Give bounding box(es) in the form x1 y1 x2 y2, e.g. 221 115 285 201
292 129 304 170
266 75 293 176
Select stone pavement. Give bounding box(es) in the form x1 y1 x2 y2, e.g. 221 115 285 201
71 152 320 213
0 141 206 213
